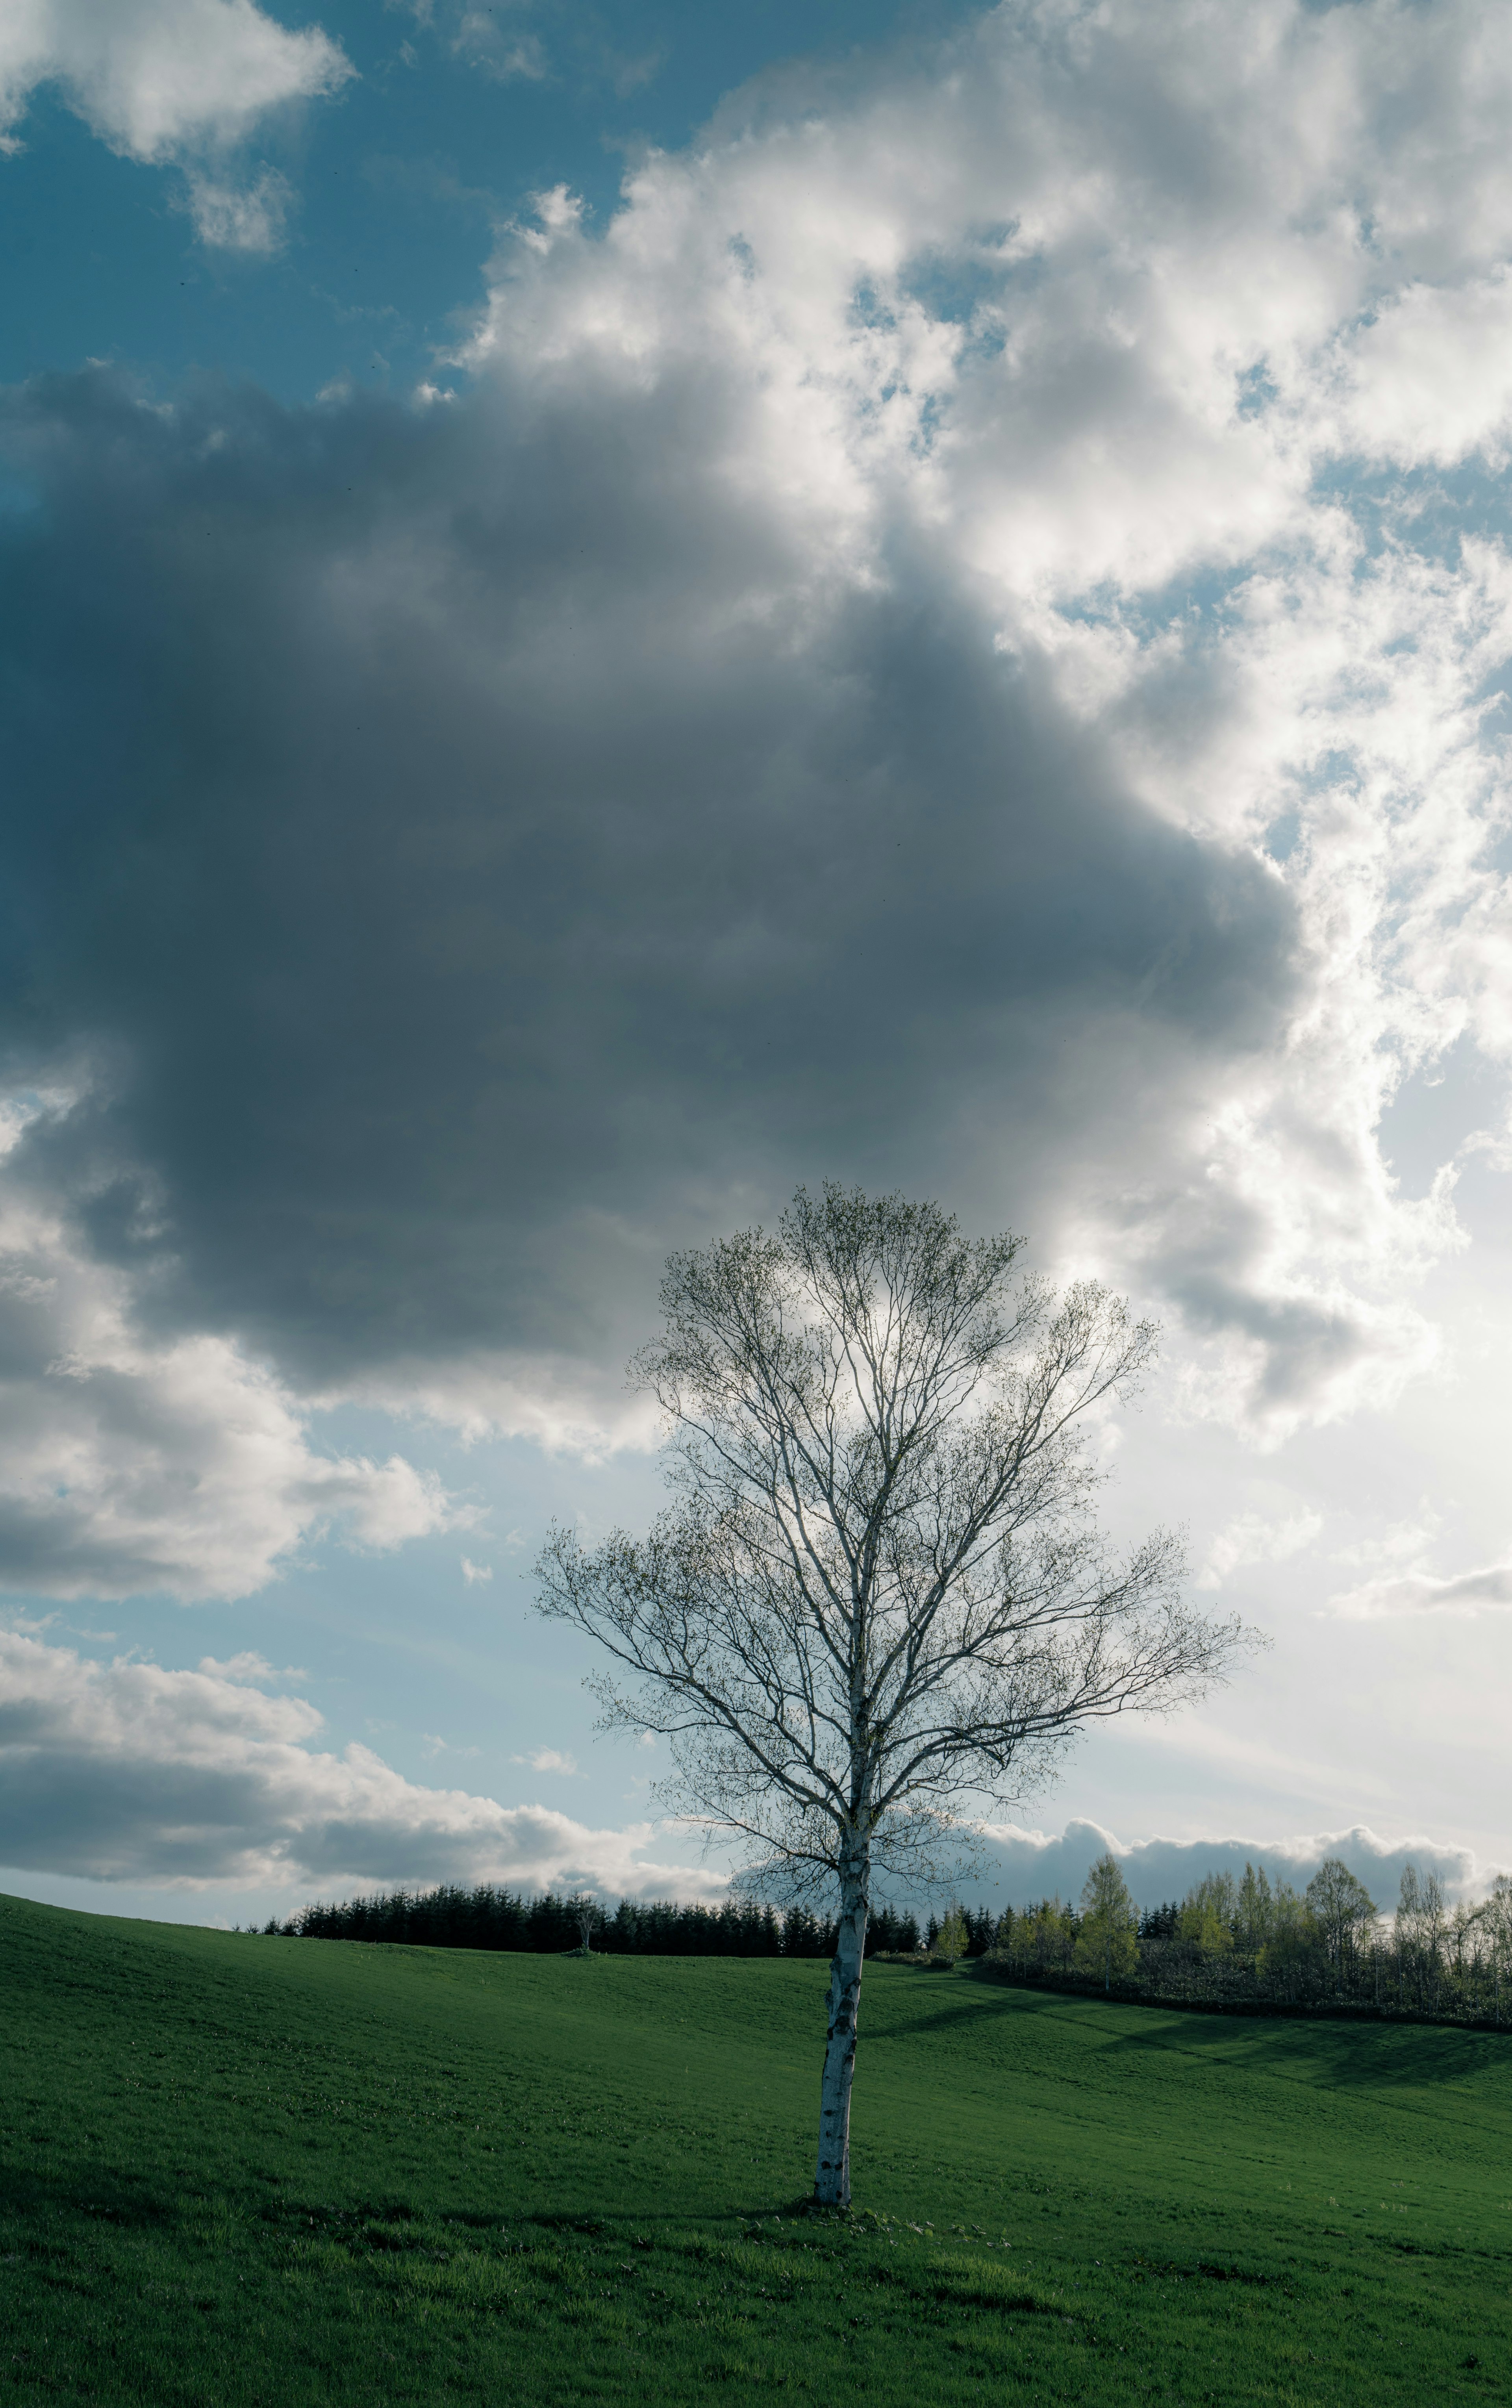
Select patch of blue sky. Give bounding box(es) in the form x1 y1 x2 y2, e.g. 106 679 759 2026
1307 454 1512 573
1051 556 1259 643
1 0 981 407
1261 808 1302 866
1234 358 1279 420
897 242 1026 329
1377 1031 1505 1198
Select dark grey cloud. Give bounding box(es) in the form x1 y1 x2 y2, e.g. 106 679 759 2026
6 0 1500 1460
0 363 1293 1394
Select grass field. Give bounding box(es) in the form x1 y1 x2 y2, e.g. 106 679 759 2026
3 1891 1510 2404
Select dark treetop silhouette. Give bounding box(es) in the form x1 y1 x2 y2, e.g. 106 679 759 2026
535 1186 1250 2206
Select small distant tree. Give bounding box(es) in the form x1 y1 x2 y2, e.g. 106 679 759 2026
1234 1862 1274 1953
567 1893 602 1954
1485 1875 1512 2020
1307 1860 1375 1979
1139 1900 1179 1942
534 1186 1253 2205
932 1907 968 1965
1074 1853 1138 1990
1020 1896 1076 1972
1264 1880 1312 1979
1396 1865 1447 2005
1179 1872 1237 1955
1450 1900 1487 1990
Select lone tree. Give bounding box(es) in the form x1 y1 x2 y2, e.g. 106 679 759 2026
534 1186 1251 2206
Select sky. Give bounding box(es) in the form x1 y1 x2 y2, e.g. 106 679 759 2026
2 0 1512 1931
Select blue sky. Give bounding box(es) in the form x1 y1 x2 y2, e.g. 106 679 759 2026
2 0 975 404
4 0 1512 1932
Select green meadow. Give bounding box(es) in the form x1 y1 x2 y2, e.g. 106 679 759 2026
2 1891 1509 2404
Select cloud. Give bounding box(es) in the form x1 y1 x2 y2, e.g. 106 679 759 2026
0 1639 1486 1912
0 1627 726 1893
511 1746 578 1775
460 1555 492 1585
1330 1558 1512 1620
965 1816 1479 1913
182 163 293 255
391 1 547 86
0 0 351 157
421 1730 479 1757
0 0 351 247
1332 1513 1440 1573
344 1353 662 1457
451 11 545 85
1197 1509 1323 1591
2 0 1512 1461
0 1100 456 1599
196 1651 305 1682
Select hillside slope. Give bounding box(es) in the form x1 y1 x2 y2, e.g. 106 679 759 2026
3 1891 1508 2402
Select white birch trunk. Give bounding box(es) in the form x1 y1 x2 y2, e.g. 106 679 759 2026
814 1846 867 2206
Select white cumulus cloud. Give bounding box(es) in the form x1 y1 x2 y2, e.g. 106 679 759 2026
439 0 1512 1442
0 0 351 248
0 1627 726 1894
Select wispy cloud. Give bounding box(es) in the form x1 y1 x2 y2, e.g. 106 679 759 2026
422 1731 480 1758
1330 1559 1512 1620
1198 1511 1323 1592
197 1653 307 1685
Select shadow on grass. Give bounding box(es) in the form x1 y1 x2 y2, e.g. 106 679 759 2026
1098 2011 1512 2093
0 2163 173 2232
865 1971 1512 2097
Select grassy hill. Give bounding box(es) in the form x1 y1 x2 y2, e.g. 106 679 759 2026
2 1892 1509 2404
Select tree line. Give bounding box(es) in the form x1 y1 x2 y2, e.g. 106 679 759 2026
272 1884 926 1958
264 1859 1511 2022
978 1853 1512 2023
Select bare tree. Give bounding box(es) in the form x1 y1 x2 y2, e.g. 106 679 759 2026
1305 1859 1376 1996
566 1892 602 1955
1397 1864 1448 2007
534 1186 1253 2206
